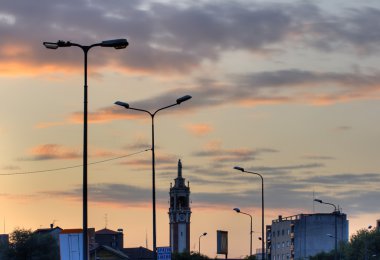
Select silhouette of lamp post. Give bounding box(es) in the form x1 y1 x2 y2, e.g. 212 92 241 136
115 95 191 259
199 232 207 254
233 208 253 257
234 166 265 260
43 38 128 260
365 225 373 260
314 199 338 260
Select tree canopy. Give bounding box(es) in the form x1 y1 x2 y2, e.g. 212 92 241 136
0 228 60 260
310 228 380 260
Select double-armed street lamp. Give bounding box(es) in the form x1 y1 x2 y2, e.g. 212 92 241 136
115 95 192 259
314 199 338 260
43 38 128 260
233 166 265 260
233 208 253 256
199 232 207 254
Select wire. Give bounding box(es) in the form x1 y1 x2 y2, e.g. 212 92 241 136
0 148 151 176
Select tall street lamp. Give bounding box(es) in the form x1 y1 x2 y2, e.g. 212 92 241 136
234 166 265 260
115 95 192 259
43 38 128 260
365 225 373 260
314 199 338 260
233 208 253 256
199 232 207 254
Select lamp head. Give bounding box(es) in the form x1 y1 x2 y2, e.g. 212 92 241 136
114 101 130 109
43 40 71 49
368 225 373 230
233 166 245 172
101 39 129 49
176 95 192 104
314 199 323 203
203 232 207 236
233 208 241 213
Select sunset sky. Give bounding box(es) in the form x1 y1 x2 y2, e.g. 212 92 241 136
1 0 380 257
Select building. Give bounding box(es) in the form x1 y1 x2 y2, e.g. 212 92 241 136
168 159 191 253
122 247 153 260
34 224 63 244
0 234 9 247
266 213 349 260
95 228 124 250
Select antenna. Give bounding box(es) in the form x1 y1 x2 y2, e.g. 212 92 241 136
312 189 315 213
104 214 108 228
145 229 148 249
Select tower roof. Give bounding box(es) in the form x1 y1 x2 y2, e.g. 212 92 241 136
174 159 187 188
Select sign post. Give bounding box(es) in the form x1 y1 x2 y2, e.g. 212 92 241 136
157 246 172 260
217 230 228 259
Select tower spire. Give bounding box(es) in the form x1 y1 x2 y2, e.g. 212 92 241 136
178 159 182 178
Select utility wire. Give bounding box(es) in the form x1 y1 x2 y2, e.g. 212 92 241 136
0 148 151 176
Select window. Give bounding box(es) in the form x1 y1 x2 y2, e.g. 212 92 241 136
282 242 285 248
282 229 285 236
273 231 276 237
287 229 290 235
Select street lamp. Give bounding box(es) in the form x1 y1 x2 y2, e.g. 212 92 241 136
115 95 192 259
365 225 373 260
199 232 207 254
314 199 338 260
43 38 128 260
233 208 253 256
234 166 265 260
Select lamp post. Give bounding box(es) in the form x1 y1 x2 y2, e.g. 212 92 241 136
365 225 373 260
115 95 192 259
43 39 128 260
234 167 265 260
199 232 207 254
233 208 253 257
314 199 338 260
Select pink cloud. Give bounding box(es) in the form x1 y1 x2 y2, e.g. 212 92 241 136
185 123 213 136
28 144 81 160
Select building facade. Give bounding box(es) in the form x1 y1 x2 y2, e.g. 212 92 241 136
168 159 191 253
267 213 349 260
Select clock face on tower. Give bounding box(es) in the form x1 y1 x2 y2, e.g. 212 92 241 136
179 213 186 222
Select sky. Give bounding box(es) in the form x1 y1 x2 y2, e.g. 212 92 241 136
1 0 380 257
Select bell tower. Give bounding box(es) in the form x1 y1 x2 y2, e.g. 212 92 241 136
169 159 191 253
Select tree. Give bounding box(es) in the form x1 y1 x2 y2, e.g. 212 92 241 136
172 251 210 260
0 228 59 260
344 228 380 260
310 228 380 260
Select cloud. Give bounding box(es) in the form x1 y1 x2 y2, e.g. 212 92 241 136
302 155 336 160
335 126 352 131
185 123 213 136
1 165 20 171
60 68 380 126
23 144 81 161
2 1 380 76
20 144 126 161
192 141 278 165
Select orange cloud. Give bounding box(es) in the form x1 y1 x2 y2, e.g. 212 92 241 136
69 109 142 124
29 144 81 160
185 123 213 136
